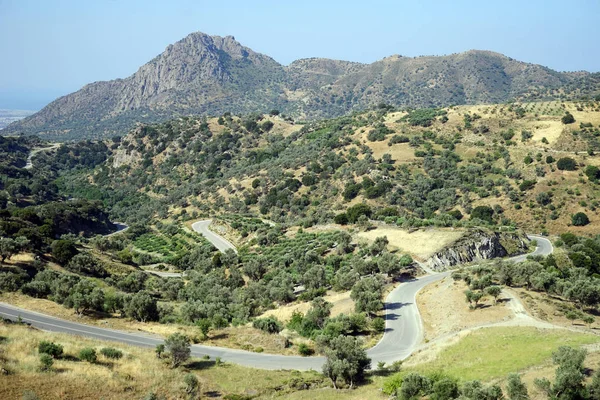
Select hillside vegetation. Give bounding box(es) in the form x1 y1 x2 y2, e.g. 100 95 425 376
4 100 600 397
51 100 600 236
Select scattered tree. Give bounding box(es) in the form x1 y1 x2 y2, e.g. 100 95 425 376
322 335 371 389
164 333 191 368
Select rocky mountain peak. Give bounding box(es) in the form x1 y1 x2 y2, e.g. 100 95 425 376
6 31 598 140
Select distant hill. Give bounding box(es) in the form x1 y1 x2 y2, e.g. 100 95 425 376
0 109 35 130
5 31 600 140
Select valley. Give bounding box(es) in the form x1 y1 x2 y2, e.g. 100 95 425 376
3 98 600 398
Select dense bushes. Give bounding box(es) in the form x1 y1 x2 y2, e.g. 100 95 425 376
470 206 494 224
252 317 283 334
556 157 577 171
38 341 64 358
572 212 590 226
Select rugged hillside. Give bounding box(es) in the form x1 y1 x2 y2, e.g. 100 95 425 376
8 33 287 139
425 229 529 271
30 99 598 238
6 32 600 140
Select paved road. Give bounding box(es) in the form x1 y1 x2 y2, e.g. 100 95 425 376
143 220 237 278
508 234 553 263
0 234 553 370
105 222 129 237
192 220 237 254
24 144 60 169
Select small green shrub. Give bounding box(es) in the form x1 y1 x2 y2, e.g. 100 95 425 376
100 347 123 360
298 343 314 356
79 347 97 363
39 353 54 371
38 341 63 358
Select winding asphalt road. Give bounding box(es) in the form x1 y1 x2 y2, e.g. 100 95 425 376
148 220 235 278
0 229 553 370
191 220 237 254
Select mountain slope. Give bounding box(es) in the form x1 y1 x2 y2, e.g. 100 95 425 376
6 32 599 139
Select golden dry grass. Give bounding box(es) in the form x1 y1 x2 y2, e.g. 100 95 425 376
417 276 513 341
0 322 328 400
356 227 465 260
258 290 355 323
0 292 294 355
367 141 417 163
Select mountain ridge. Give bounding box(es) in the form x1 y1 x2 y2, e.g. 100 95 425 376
6 31 599 139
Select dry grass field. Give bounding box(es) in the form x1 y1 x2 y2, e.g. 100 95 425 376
0 322 327 400
259 290 355 323
357 227 465 260
417 276 513 341
0 292 294 355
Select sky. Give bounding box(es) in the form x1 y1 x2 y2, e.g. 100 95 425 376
1 0 599 110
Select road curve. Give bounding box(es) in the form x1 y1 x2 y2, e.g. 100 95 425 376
0 234 553 370
192 220 237 254
105 222 129 237
508 234 553 263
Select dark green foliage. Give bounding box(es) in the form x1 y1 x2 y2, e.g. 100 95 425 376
370 317 385 333
470 206 494 223
431 378 459 400
585 165 600 182
401 108 447 127
334 213 349 225
572 212 590 226
506 373 529 400
196 318 212 338
343 181 362 201
66 253 107 277
557 157 577 171
562 112 576 124
535 346 587 400
261 120 274 132
39 353 54 372
519 180 536 191
297 343 314 356
184 373 199 397
346 203 372 223
389 135 409 145
51 240 78 265
100 347 123 360
448 209 463 220
125 291 159 322
79 347 97 363
367 124 394 141
351 275 384 314
38 341 64 358
398 373 432 399
536 192 552 206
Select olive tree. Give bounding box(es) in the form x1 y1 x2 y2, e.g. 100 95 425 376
164 333 191 368
322 335 371 389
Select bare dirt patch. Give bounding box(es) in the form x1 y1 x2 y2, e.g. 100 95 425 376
417 276 513 341
526 119 564 144
357 227 464 260
513 287 599 330
366 141 416 163
258 290 355 323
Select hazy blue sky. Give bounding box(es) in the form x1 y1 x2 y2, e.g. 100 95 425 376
1 0 599 110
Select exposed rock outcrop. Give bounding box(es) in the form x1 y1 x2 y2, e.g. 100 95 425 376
425 229 529 271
